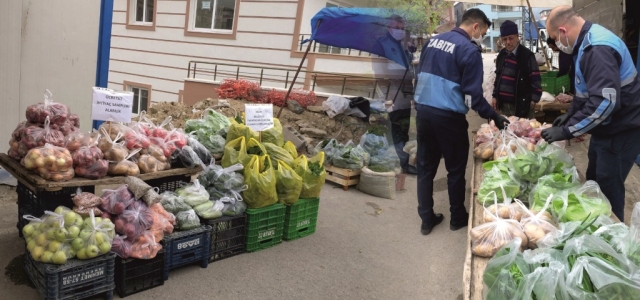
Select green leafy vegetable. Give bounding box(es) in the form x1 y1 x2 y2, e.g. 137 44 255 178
477 166 522 205
308 161 323 176
247 145 264 155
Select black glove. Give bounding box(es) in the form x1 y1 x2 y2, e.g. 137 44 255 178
553 114 570 127
492 115 510 130
541 127 567 143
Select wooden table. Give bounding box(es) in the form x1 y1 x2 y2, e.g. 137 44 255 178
0 153 202 192
534 101 571 112
461 155 620 300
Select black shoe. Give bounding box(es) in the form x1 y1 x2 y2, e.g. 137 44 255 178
402 166 418 175
450 214 469 231
421 214 444 235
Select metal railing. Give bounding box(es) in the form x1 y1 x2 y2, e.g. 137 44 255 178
186 61 404 99
297 34 379 58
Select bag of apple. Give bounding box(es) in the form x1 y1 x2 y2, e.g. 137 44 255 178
76 209 115 260
100 184 136 215
22 206 84 264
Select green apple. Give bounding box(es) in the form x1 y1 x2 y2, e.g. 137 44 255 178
85 245 99 258
76 248 87 260
67 226 80 239
32 230 42 238
79 230 92 240
22 224 35 238
47 240 61 252
52 251 67 264
46 229 56 240
36 233 48 247
54 206 66 215
98 242 111 254
40 251 54 263
31 246 45 260
71 238 84 251
27 240 37 252
54 228 68 242
73 215 84 227
94 232 106 245
66 248 76 258
63 213 76 227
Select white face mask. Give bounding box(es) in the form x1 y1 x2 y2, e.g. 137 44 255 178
556 31 573 54
390 28 406 41
471 29 484 46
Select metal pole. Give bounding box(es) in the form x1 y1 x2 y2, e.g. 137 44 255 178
214 65 217 81
372 80 378 97
193 62 197 79
259 69 264 85
312 74 317 91
385 80 391 99
236 66 240 80
285 71 289 88
527 0 550 69
187 61 191 78
341 77 347 94
392 69 410 104
276 40 313 118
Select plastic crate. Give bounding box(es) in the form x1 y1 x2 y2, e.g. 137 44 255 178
16 183 94 237
201 214 246 263
161 225 211 280
115 250 165 298
283 198 320 241
23 251 115 300
541 71 571 95
245 204 285 252
144 175 191 193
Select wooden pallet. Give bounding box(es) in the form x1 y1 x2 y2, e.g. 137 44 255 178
324 164 361 191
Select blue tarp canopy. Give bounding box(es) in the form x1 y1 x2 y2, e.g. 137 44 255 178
309 7 409 68
523 21 545 39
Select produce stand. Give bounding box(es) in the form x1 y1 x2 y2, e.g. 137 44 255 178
461 150 620 300
0 153 202 192
534 101 571 113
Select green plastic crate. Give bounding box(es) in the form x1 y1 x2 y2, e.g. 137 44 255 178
245 203 286 252
284 198 320 241
541 71 571 95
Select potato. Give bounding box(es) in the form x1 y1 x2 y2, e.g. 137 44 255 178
472 243 495 257
483 213 497 223
498 206 512 219
529 210 553 222
138 155 158 174
512 211 523 222
104 147 128 162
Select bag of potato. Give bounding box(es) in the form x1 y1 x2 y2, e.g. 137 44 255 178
99 127 129 161
108 148 141 176
473 140 495 160
514 197 557 249
22 143 75 181
65 130 99 153
482 187 526 223
471 194 528 258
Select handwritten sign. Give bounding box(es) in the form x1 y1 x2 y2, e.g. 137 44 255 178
202 1 211 9
91 87 134 123
245 103 274 131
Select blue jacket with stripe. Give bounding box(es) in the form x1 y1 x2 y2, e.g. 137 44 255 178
414 28 498 120
562 22 640 137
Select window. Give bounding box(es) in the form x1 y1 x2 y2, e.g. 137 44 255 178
127 86 149 114
127 0 156 30
193 0 236 31
492 5 515 12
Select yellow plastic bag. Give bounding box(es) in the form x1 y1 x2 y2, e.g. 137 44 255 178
275 161 303 205
226 122 258 144
221 136 247 168
242 137 267 167
283 141 298 159
243 155 278 209
264 142 295 167
294 152 327 199
262 118 284 146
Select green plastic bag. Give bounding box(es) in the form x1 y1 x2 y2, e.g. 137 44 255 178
264 142 295 167
243 155 278 209
275 161 302 206
221 136 247 168
283 141 298 159
294 152 327 199
261 118 284 146
243 138 267 167
226 122 259 144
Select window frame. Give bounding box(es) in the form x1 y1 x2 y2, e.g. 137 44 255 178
184 0 240 39
123 81 152 115
126 0 157 31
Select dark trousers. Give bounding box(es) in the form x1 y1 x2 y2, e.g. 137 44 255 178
416 108 469 225
389 108 412 169
586 129 640 222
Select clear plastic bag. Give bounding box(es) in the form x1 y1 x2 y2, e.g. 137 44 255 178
221 194 247 216
482 188 525 223
507 139 550 183
195 129 226 156
199 163 245 195
477 166 523 205
115 201 153 241
122 124 151 150
159 191 192 214
149 203 175 241
73 188 102 208
21 118 66 149
25 90 70 125
314 139 339 162
22 143 75 181
75 159 108 180
331 141 369 170
194 200 224 219
359 132 389 156
515 197 557 249
186 134 213 166
108 149 141 176
175 209 200 231
76 210 116 260
100 185 136 215
22 207 83 264
538 143 575 173
65 130 99 153
473 140 495 160
368 147 400 172
552 180 612 222
111 235 133 258
513 261 571 300
623 202 640 266
508 119 533 137
475 124 495 147
529 167 580 213
129 230 163 259
471 193 528 257
483 238 532 299
175 179 210 207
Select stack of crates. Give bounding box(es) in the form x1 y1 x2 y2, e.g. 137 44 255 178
115 250 166 298
245 203 286 252
161 225 212 280
202 214 247 263
283 198 320 241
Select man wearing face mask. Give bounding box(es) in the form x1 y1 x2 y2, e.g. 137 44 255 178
541 6 640 222
413 8 509 235
372 15 417 174
491 20 542 118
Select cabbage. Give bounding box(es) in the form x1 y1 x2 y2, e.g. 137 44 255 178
477 165 522 205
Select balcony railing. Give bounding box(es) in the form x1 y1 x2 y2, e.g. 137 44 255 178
297 34 379 58
186 61 405 99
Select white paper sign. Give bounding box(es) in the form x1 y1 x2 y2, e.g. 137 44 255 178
202 1 211 9
245 103 274 132
91 87 134 123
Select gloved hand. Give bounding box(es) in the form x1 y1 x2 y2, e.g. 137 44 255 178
541 127 567 143
492 115 510 130
553 113 570 127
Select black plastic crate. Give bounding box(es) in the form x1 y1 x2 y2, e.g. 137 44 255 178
115 250 165 298
201 214 246 263
161 225 211 280
23 251 115 300
144 175 191 193
16 182 94 237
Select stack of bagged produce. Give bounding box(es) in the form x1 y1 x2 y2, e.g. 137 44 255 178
23 206 115 264
473 117 553 161
67 131 109 179
314 138 369 170
159 179 225 230
184 108 232 159
9 90 80 162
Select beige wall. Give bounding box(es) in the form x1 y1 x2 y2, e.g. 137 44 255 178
574 0 623 37
0 0 100 153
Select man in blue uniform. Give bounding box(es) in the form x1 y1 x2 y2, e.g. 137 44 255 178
542 6 640 222
414 8 509 235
